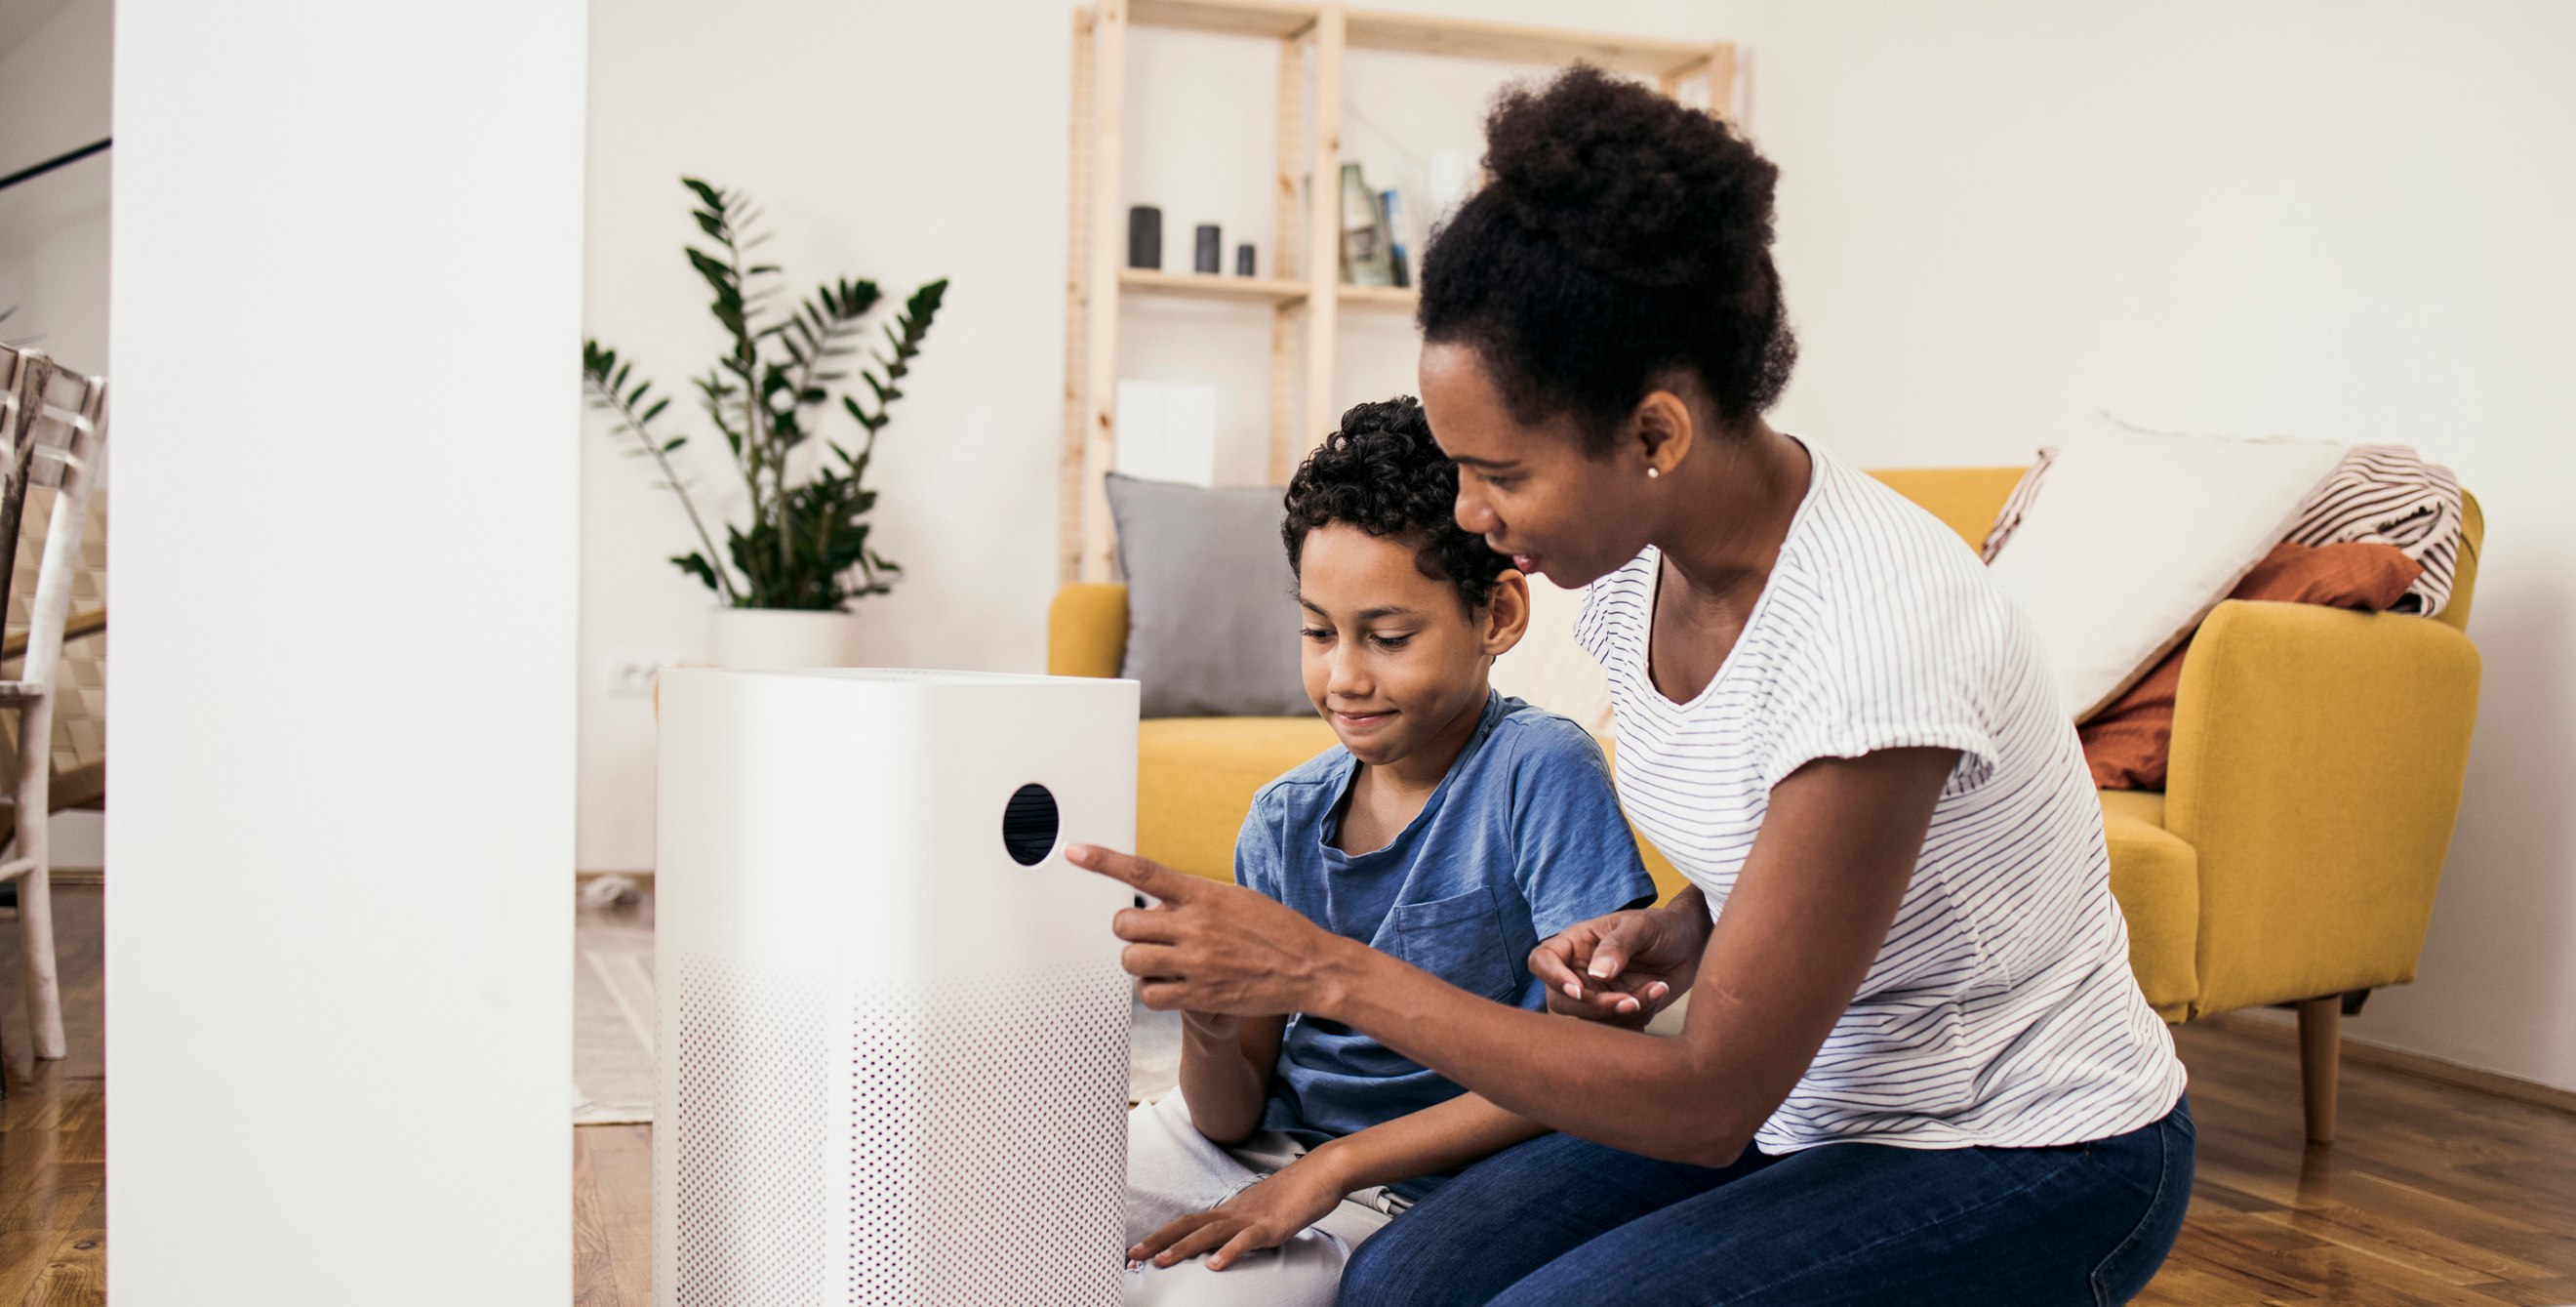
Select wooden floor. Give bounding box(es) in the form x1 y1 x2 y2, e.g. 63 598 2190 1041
2 887 2570 1304
0 885 106 1304
576 1003 2576 1305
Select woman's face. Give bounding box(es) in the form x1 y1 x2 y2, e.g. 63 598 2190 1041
1418 341 1655 591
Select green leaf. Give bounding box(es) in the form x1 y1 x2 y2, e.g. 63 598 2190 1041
671 551 721 593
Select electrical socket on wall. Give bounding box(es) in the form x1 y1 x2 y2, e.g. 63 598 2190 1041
607 650 683 700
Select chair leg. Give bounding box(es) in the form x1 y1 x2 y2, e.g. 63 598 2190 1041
2298 996 2340 1145
11 724 63 1061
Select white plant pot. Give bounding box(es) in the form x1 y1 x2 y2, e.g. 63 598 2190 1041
709 606 869 670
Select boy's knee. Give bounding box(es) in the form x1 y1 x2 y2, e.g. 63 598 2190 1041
1125 1232 1348 1307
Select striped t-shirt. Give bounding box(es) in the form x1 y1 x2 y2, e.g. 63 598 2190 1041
1575 438 2186 1154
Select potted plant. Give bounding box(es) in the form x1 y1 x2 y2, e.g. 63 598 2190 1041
584 178 947 668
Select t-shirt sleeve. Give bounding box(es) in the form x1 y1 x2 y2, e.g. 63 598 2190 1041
1754 578 2004 796
1232 785 1289 903
1506 719 1660 941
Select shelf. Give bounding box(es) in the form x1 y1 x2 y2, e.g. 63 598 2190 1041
1118 268 1417 314
1129 0 1315 41
1069 1 1732 582
1336 284 1417 312
1119 267 1307 306
1127 0 1713 79
1346 9 1710 78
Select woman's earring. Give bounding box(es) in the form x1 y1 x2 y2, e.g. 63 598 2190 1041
1645 467 1662 479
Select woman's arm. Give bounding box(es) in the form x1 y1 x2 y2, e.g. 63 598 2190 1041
1081 746 1956 1168
1131 1092 1548 1270
1173 1011 1286 1146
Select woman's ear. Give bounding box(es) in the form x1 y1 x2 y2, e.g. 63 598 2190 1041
1631 386 1696 478
1481 569 1533 658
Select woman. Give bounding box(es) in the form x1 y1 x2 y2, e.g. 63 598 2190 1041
1073 66 2192 1305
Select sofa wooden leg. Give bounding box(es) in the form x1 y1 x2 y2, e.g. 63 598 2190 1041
2298 996 2340 1145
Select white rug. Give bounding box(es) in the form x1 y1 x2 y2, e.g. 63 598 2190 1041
574 921 657 1125
573 918 1189 1124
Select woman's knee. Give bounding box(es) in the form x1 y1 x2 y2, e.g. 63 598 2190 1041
1336 1184 1533 1307
1336 1217 1429 1307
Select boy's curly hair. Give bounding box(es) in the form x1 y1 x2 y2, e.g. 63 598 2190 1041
1282 396 1510 612
1418 64 1796 452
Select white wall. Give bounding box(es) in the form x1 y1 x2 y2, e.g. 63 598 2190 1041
0 0 109 377
0 0 110 870
1704 0 2576 1090
578 0 1718 870
107 1 584 1300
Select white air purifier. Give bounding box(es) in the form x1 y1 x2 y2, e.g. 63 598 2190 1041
654 668 1140 1307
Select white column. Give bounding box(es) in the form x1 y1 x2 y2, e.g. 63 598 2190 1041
105 2 585 1301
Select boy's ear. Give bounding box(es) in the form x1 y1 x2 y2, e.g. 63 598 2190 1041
1481 569 1533 659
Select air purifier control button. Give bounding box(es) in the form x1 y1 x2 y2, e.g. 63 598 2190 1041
1002 783 1061 866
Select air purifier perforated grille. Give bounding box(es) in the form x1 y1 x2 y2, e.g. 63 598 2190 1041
845 985 926 1307
843 962 1131 1306
675 953 829 1307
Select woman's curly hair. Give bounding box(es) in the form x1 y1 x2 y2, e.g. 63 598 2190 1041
1282 396 1510 612
1418 64 1796 453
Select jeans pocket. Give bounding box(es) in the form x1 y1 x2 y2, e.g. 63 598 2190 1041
1386 890 1517 1001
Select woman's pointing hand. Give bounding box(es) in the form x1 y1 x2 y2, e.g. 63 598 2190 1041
1069 844 1353 1018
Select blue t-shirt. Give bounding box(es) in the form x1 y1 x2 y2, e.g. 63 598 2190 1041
1234 691 1656 1189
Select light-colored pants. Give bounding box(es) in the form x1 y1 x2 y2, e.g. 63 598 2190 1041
1124 1090 1402 1307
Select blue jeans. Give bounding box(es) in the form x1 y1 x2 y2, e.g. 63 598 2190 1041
1341 1095 2193 1306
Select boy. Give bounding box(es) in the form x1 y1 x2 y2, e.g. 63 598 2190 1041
1122 397 1656 1305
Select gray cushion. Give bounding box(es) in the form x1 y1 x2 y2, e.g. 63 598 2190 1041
1105 472 1310 718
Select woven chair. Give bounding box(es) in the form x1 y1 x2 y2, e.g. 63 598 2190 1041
0 346 106 1062
0 496 104 888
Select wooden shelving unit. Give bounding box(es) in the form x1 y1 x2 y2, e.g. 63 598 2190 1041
1064 0 1734 583
1118 267 1308 306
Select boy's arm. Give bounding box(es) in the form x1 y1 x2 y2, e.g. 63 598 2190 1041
1301 1089 1546 1195
1172 1012 1285 1146
1129 1089 1545 1270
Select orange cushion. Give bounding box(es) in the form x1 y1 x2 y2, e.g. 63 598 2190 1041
2082 541 2421 790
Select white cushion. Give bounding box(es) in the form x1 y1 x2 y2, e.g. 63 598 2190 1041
1986 421 2347 721
1491 574 1614 738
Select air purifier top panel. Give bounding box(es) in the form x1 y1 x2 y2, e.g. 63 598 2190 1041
656 668 1141 982
720 667 1103 687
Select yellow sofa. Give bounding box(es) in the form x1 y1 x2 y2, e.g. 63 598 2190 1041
1050 467 2484 1141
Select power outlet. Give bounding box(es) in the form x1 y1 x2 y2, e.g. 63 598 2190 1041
607 650 682 700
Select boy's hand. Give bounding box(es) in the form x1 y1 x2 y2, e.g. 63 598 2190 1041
1529 897 1711 1029
1126 1154 1347 1272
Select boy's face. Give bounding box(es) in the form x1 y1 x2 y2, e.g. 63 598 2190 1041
1295 522 1527 768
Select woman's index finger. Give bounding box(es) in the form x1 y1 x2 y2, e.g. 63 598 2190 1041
1067 843 1199 902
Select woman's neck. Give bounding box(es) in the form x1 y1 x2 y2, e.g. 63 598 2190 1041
1652 420 1811 609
